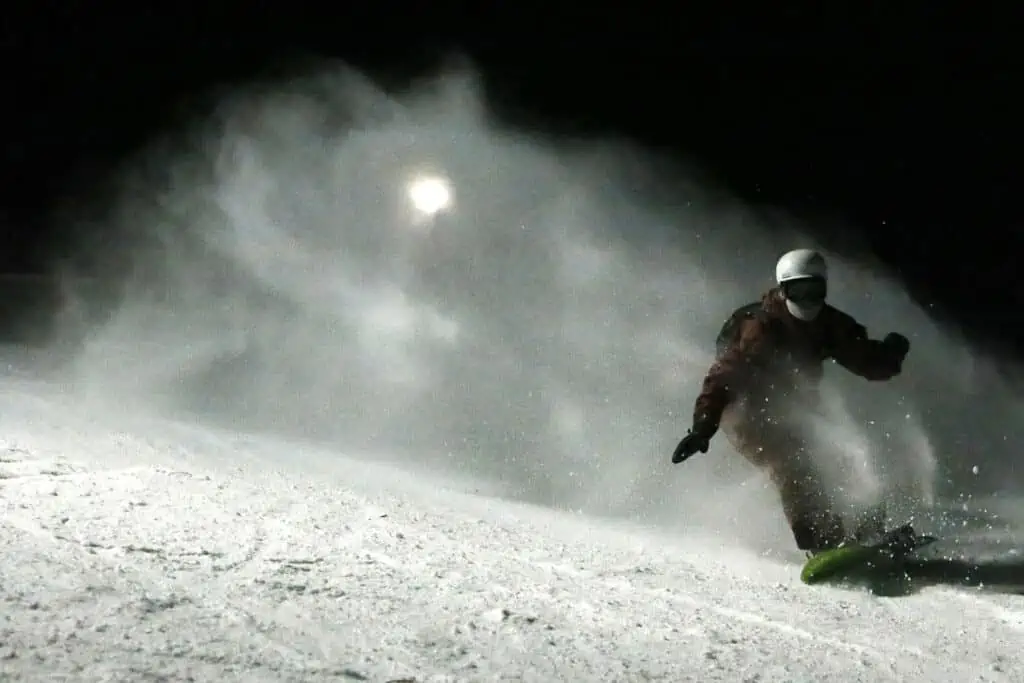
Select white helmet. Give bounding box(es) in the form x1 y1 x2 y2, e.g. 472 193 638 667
775 249 828 320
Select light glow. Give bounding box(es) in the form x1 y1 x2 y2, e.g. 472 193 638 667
407 175 453 216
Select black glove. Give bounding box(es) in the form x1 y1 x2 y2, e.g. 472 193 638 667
883 332 910 362
672 429 711 464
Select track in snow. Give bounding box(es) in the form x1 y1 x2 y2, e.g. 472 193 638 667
2 382 1023 682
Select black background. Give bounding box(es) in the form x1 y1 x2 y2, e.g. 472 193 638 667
2 3 1021 357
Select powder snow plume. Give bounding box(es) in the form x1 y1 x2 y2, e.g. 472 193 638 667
56 59 1024 552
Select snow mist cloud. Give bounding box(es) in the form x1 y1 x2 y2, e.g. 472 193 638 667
58 61 1024 549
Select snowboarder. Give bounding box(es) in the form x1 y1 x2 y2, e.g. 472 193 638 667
672 248 911 552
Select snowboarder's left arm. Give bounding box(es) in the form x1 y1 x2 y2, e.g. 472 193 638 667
829 312 909 381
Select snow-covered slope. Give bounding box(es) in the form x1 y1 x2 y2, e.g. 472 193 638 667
2 381 1022 682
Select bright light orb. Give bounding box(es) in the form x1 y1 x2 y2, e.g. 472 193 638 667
407 175 453 216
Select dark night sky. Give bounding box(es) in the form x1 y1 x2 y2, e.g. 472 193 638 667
2 3 1022 356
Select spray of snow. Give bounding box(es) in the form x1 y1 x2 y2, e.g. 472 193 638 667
54 60 1024 553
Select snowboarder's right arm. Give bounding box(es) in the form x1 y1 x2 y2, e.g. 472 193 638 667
691 316 771 439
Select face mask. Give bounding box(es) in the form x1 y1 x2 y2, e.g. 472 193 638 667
785 299 824 321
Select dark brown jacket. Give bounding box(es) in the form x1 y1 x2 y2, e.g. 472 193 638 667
692 288 903 437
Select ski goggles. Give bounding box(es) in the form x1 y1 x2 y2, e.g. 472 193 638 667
781 276 827 303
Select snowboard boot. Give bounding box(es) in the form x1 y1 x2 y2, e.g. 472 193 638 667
801 506 894 559
795 514 849 559
851 503 889 545
876 523 919 555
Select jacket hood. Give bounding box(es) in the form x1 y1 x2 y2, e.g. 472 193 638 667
761 287 788 315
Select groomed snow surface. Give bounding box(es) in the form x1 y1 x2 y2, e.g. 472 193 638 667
2 381 1023 682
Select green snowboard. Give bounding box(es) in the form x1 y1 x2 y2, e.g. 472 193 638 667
801 524 938 586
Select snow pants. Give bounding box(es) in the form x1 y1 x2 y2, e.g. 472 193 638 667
719 403 846 551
